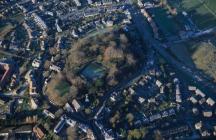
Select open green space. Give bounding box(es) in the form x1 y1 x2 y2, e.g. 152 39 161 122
55 81 71 97
167 0 216 29
45 74 78 106
149 7 183 37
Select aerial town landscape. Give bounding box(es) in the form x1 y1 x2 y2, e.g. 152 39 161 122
0 0 216 140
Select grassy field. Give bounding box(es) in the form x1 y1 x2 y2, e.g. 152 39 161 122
168 0 216 29
46 74 72 106
191 42 216 80
149 7 183 37
55 81 70 97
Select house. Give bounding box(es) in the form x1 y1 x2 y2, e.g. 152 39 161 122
213 126 216 136
161 111 169 118
0 114 7 120
94 2 102 6
87 0 93 5
102 0 112 5
149 113 161 122
195 89 205 98
64 103 74 113
30 98 38 109
148 98 156 103
176 94 182 103
195 121 202 130
156 80 162 87
160 86 165 94
43 109 55 119
189 96 198 104
188 86 196 91
137 0 143 7
26 74 38 96
72 99 81 112
206 98 215 106
33 125 46 140
66 119 76 127
32 59 41 68
73 0 81 7
54 117 66 134
71 30 79 38
168 108 176 116
0 99 5 105
138 97 145 104
0 125 33 139
128 87 135 95
31 13 47 31
203 110 213 117
50 64 61 73
110 96 116 102
78 123 89 133
106 20 114 27
199 98 206 105
84 9 99 18
192 108 199 115
201 130 211 137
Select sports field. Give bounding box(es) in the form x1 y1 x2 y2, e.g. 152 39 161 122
168 0 216 29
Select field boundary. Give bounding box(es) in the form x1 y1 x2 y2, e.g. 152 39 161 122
199 0 216 19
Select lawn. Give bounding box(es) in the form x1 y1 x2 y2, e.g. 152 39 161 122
149 7 183 37
55 81 70 97
168 0 216 29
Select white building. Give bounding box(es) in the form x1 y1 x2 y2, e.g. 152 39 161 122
188 86 196 91
72 99 81 112
156 80 162 87
32 59 41 68
195 89 205 98
32 13 48 31
73 0 81 7
206 98 215 106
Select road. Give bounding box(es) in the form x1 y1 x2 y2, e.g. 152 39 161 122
128 3 216 98
167 26 216 44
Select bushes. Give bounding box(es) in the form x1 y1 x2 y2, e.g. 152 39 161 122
127 127 148 140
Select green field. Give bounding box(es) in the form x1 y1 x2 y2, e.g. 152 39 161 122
149 7 183 37
55 81 70 97
168 0 216 29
